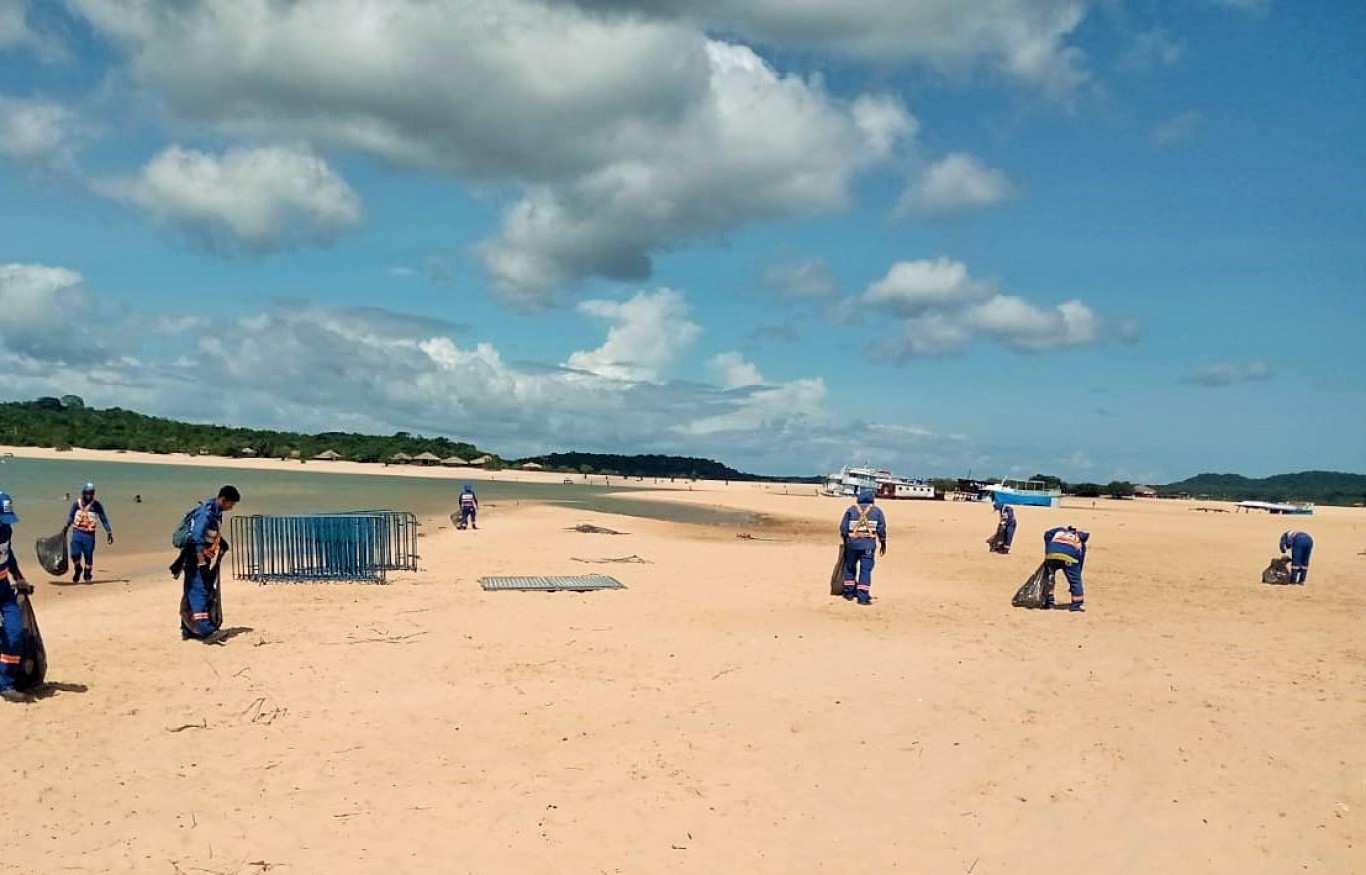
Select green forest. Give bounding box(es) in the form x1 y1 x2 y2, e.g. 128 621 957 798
1154 471 1366 506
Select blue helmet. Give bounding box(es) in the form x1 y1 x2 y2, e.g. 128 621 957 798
856 488 876 505
0 491 17 524
82 482 96 494
463 484 473 492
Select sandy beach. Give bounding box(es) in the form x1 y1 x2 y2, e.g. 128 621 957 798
3 447 1363 874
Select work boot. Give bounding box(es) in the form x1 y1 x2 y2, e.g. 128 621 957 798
841 585 856 601
83 568 93 583
1 688 34 703
72 565 82 583
856 591 872 606
1068 601 1085 612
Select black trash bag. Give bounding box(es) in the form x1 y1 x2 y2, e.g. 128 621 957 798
1261 556 1292 585
14 592 47 692
35 529 69 577
179 550 226 634
829 543 847 595
987 524 1008 554
1012 561 1051 609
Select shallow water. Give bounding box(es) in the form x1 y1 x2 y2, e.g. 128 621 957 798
0 456 758 555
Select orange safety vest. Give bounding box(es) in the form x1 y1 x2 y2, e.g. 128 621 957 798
72 500 99 533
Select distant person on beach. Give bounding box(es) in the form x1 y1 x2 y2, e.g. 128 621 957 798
1043 525 1089 612
991 502 1016 553
457 483 479 530
1279 530 1313 584
65 482 113 583
175 485 240 643
838 488 887 606
0 490 36 702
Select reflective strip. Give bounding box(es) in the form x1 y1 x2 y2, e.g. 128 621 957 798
192 612 210 620
0 654 20 665
73 506 98 532
1045 552 1077 564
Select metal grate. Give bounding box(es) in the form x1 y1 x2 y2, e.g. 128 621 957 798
480 574 626 592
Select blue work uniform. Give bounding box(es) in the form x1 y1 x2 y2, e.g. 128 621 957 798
839 498 887 604
0 521 27 693
1043 526 1090 608
180 497 225 639
1279 530 1313 584
67 496 112 578
996 503 1017 550
458 486 478 528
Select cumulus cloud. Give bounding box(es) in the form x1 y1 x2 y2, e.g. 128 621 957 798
861 258 1123 356
564 288 700 382
708 352 765 389
898 153 1014 216
94 145 362 253
68 0 914 300
1182 361 1272 387
0 263 105 362
1152 111 1202 147
0 94 86 171
547 0 1092 96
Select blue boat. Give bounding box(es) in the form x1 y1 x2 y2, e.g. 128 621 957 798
981 478 1061 508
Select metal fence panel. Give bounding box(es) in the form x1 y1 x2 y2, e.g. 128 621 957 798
228 511 420 584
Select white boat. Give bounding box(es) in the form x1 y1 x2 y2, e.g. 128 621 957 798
820 466 939 500
980 478 1062 508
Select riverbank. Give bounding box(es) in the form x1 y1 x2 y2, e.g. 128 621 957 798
5 459 1363 873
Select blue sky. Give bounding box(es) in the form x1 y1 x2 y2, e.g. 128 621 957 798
1 0 1362 482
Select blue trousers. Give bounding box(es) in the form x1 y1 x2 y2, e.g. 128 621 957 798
180 565 219 638
1289 534 1313 583
842 542 876 586
459 506 476 526
1045 558 1083 601
1002 521 1017 548
71 529 96 566
0 589 22 691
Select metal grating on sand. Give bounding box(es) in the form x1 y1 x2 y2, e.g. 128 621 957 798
480 574 626 592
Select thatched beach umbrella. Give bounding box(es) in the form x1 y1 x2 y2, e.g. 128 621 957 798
412 451 442 466
441 456 468 466
313 449 342 461
390 452 413 463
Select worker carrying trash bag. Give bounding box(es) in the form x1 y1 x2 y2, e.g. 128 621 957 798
65 482 113 583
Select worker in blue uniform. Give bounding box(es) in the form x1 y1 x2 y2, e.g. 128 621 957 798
1278 530 1313 584
1043 525 1090 612
0 490 36 702
839 488 888 606
458 484 479 530
178 486 240 642
991 502 1016 553
66 482 113 583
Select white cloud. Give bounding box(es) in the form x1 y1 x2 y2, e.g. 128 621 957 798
1152 111 1202 147
709 352 765 389
899 153 1014 216
863 258 1123 357
68 0 914 300
0 1 66 61
1182 360 1272 387
0 94 85 171
1122 27 1184 71
0 263 101 362
565 288 700 382
863 258 995 313
547 0 1093 96
762 260 839 299
95 145 362 253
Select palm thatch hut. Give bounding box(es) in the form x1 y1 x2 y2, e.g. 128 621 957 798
520 462 544 470
412 451 442 466
313 449 342 461
468 455 492 467
441 456 469 467
390 452 413 464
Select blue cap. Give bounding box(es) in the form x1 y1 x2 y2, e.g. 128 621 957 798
464 484 473 492
857 488 875 504
0 491 17 524
82 482 95 493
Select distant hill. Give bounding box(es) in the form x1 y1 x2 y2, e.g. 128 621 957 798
1156 471 1366 506
513 452 792 482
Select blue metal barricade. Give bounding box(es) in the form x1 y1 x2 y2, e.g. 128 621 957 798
228 511 420 583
